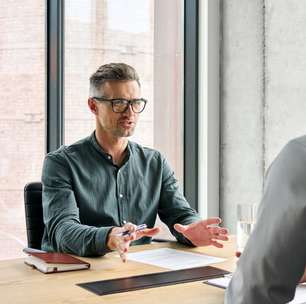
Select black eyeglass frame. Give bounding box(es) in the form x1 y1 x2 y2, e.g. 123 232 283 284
93 97 147 113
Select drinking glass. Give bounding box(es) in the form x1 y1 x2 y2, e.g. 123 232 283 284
236 203 258 257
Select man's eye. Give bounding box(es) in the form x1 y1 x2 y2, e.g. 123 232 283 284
113 100 127 105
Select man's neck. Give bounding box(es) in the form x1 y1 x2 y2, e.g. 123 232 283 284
95 128 128 166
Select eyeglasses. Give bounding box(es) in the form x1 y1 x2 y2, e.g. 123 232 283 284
93 97 147 113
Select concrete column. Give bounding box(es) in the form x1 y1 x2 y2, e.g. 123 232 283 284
220 0 264 231
264 0 306 168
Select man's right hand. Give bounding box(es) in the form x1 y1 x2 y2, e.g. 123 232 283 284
107 222 160 262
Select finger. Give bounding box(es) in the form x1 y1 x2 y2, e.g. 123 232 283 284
123 222 137 233
203 217 222 226
209 226 222 235
123 233 136 242
137 227 160 237
217 228 229 235
174 223 188 233
117 241 130 262
115 237 128 251
119 250 127 263
213 234 229 241
209 226 228 236
210 240 223 248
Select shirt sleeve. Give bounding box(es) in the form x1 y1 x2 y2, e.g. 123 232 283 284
42 152 113 257
225 139 306 304
157 156 201 245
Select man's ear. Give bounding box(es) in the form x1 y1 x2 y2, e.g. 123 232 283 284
88 98 98 115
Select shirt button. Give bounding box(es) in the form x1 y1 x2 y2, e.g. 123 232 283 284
119 194 123 198
107 155 111 160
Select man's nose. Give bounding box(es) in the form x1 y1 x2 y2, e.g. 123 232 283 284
123 104 134 116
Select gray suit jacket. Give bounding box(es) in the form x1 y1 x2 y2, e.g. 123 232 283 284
225 136 306 304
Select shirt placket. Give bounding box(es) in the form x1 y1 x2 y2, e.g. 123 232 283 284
116 167 127 225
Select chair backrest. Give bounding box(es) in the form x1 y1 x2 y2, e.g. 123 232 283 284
24 182 44 249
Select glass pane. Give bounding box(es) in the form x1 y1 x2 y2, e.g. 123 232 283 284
0 1 46 259
64 0 183 239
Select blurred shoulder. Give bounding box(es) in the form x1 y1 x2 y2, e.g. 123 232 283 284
267 135 306 183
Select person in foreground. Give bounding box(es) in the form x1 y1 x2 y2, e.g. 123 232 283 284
225 136 306 303
41 63 228 261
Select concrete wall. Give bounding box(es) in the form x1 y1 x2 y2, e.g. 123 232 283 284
220 0 306 231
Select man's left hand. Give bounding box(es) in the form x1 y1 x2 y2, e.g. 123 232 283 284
174 218 229 248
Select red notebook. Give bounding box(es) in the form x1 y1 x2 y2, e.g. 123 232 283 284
23 248 90 274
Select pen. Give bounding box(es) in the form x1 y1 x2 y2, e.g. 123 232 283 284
117 224 147 236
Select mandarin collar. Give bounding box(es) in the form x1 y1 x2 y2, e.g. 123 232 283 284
89 131 132 162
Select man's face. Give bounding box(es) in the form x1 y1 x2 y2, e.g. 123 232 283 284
94 80 141 138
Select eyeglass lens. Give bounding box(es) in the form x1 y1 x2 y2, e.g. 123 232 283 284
113 99 145 113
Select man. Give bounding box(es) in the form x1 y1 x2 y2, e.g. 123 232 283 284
42 63 228 261
225 136 306 303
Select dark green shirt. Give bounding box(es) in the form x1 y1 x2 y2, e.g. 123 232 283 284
41 132 200 256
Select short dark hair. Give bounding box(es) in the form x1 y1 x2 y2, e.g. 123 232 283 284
89 63 140 97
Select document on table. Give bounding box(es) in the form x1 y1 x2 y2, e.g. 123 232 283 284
289 284 306 304
204 276 306 304
204 274 232 289
127 248 225 270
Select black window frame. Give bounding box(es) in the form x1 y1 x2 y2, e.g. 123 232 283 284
46 0 200 210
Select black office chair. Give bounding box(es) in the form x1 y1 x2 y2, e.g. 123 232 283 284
24 182 45 249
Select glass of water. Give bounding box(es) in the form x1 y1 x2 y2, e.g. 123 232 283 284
236 203 258 257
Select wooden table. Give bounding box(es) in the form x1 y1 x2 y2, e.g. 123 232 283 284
0 237 236 304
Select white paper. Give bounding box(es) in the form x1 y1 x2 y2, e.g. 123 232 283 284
205 276 306 304
289 284 306 304
127 248 226 270
205 274 232 289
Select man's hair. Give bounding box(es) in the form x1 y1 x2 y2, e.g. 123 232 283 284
89 63 140 97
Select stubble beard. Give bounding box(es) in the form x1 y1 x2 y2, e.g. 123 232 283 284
113 124 136 138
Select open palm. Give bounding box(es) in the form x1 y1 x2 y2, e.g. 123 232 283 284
174 218 229 248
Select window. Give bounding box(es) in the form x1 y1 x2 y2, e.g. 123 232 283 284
0 1 45 260
64 0 184 239
0 1 214 258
